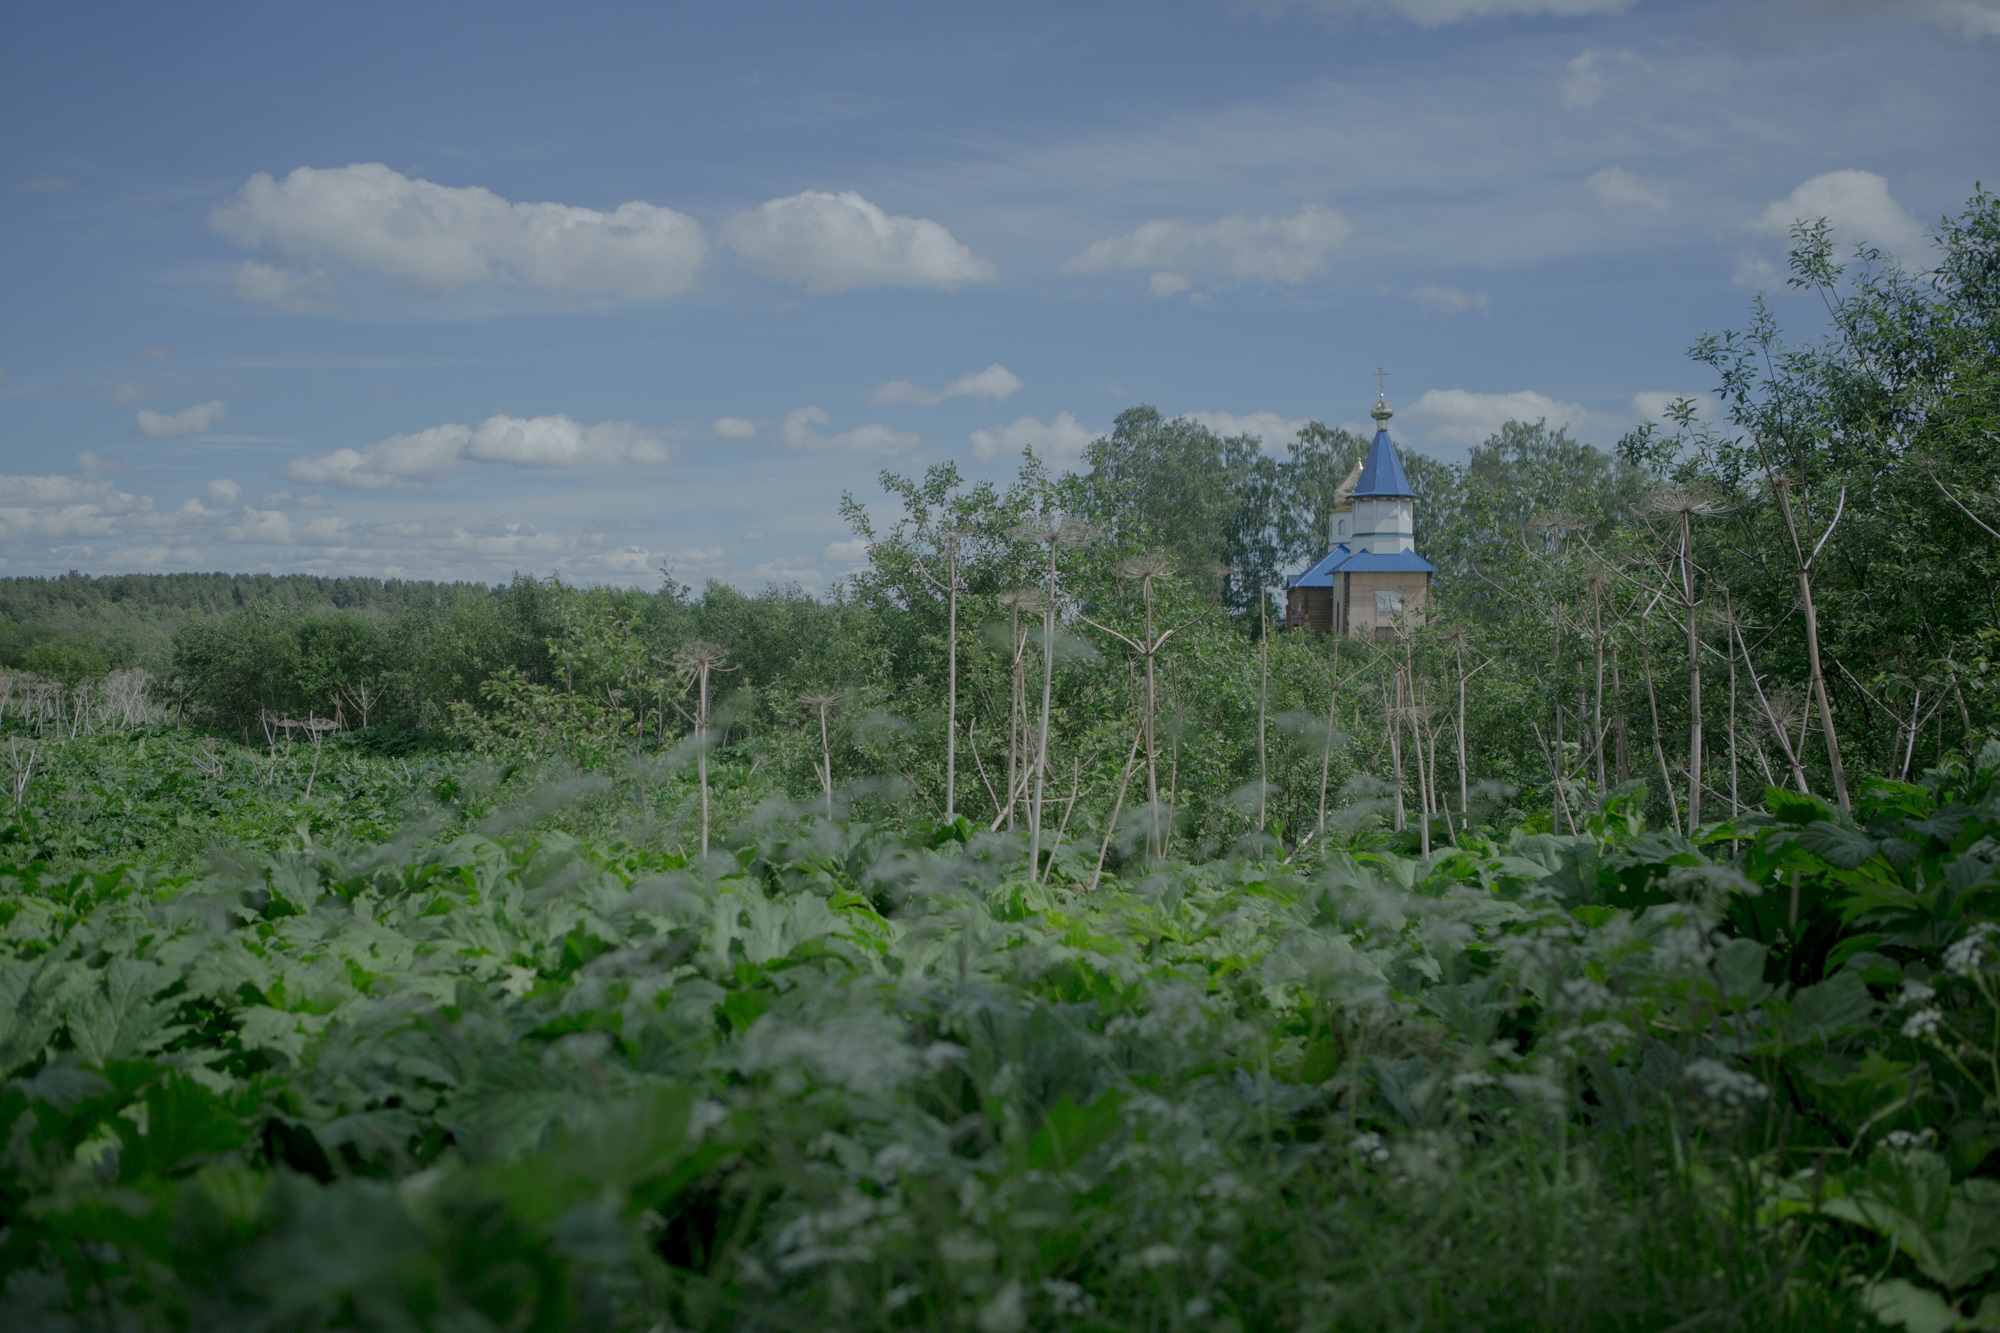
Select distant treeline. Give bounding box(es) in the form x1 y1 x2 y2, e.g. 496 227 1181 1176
0 572 498 678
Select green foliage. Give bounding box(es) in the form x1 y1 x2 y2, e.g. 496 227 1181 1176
1 723 1997 1328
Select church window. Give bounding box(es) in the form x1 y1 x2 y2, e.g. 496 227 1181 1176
1338 519 1347 536
1375 590 1404 615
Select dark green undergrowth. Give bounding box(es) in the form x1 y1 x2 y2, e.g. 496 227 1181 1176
2 731 1998 1330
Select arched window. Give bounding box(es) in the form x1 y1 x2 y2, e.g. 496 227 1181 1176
1337 519 1347 537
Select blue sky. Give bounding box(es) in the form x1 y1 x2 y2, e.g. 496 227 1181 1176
1 0 1994 588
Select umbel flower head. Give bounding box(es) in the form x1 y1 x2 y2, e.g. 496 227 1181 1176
1648 485 1727 518
1117 553 1176 582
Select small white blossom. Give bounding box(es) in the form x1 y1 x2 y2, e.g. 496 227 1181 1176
1041 1279 1092 1316
1684 1058 1769 1109
1351 1131 1391 1165
1136 1243 1182 1270
1900 1007 1944 1040
1450 1071 1497 1092
1882 1128 1936 1151
1895 981 1936 1009
499 964 538 998
1944 923 1997 978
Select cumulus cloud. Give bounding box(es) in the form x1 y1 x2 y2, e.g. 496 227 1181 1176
969 413 1097 466
211 163 708 304
1400 388 1619 447
288 424 470 491
1560 49 1644 109
287 414 672 490
723 191 996 293
1631 391 1720 426
230 259 342 313
136 400 226 437
824 538 871 569
1587 166 1669 213
870 363 1023 406
1412 284 1489 314
1750 170 1928 261
204 479 244 506
1067 205 1353 291
462 415 672 468
1235 0 1630 26
110 378 166 405
780 407 920 455
0 471 150 541
712 416 760 440
1186 411 1310 452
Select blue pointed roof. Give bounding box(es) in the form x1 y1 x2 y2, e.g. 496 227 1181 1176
1352 427 1414 499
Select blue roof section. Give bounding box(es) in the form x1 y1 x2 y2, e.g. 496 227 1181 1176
1352 427 1414 498
1286 543 1437 585
1286 544 1351 588
1336 549 1437 574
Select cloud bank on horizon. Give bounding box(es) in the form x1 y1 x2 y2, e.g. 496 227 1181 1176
0 0 1992 587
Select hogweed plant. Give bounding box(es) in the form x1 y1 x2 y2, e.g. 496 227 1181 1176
799 691 842 821
674 639 736 856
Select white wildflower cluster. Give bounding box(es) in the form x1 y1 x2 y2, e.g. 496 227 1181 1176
1895 981 1936 1009
1041 1279 1093 1317
1351 1131 1391 1166
1684 1058 1769 1110
1652 920 1717 974
1944 922 1998 978
1450 1071 1497 1093
1559 977 1615 1014
1881 1128 1937 1152
1900 1007 1944 1040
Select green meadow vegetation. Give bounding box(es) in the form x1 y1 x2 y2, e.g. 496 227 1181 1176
1 193 1997 1331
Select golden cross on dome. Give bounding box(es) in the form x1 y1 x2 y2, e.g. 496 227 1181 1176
1374 366 1389 396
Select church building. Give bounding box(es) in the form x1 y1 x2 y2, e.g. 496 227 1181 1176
1283 391 1436 637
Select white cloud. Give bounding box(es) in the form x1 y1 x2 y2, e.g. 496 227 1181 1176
1909 0 2000 37
870 363 1023 406
969 412 1097 465
672 545 728 574
1587 166 1669 213
1400 388 1621 446
0 470 150 541
230 259 342 313
1732 253 1780 288
462 415 672 468
211 163 708 302
1560 50 1643 109
288 424 470 491
712 416 760 439
8 175 74 196
723 190 996 293
1149 272 1193 298
1067 205 1353 289
1236 0 1630 26
1186 411 1310 452
824 538 871 568
135 400 226 437
1412 284 1489 314
1750 170 1928 261
110 378 165 405
204 479 244 506
781 406 920 455
286 414 670 491
1631 391 1720 426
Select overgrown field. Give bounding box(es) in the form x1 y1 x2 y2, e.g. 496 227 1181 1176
4 727 1998 1331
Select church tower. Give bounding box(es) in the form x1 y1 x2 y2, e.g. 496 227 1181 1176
1284 387 1436 638
1350 394 1416 555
